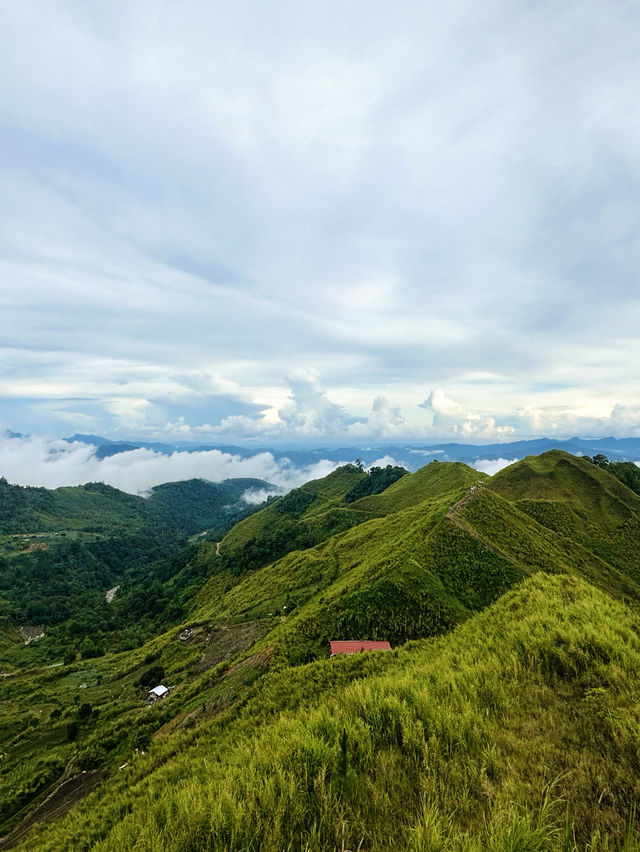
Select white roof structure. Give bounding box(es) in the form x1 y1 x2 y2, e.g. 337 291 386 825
148 685 169 698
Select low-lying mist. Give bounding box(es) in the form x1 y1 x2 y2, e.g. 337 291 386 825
0 435 348 496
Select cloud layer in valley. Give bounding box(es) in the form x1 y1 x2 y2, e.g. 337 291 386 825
1 1 640 442
0 434 344 495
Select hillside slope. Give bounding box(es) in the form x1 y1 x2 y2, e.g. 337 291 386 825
4 451 640 849
193 452 640 665
19 573 640 851
217 465 378 571
0 476 272 667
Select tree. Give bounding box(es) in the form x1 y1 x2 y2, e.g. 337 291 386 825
137 665 165 688
77 703 92 722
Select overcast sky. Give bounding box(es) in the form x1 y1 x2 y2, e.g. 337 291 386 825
2 0 640 445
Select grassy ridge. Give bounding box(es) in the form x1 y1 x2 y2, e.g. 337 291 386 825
489 451 640 585
5 451 640 849
20 573 640 851
350 460 485 514
194 454 640 667
193 462 485 662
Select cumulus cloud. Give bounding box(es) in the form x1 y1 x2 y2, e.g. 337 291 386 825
419 389 515 440
348 397 406 438
0 435 347 495
204 370 351 440
277 369 349 435
111 381 640 445
474 458 518 476
513 403 640 439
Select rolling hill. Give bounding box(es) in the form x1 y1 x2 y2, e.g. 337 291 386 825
2 451 640 850
0 476 274 667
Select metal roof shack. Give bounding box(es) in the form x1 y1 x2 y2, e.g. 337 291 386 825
330 640 391 656
147 684 169 702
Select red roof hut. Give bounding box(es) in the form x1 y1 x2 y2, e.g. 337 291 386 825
330 640 391 656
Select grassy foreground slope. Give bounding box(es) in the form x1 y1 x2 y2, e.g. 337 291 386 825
21 573 640 851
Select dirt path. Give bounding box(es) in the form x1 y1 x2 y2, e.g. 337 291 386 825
444 483 520 566
446 484 483 521
215 541 221 557
0 770 103 850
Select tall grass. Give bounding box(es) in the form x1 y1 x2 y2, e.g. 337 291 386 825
22 574 640 851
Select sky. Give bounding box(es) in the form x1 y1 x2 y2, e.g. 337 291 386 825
2 0 640 447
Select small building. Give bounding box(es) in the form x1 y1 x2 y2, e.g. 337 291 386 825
330 640 391 656
147 684 169 702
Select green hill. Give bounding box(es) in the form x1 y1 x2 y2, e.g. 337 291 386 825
488 450 640 583
0 475 273 538
4 451 640 849
0 476 273 666
350 459 485 513
17 573 640 851
217 464 373 567
193 452 640 665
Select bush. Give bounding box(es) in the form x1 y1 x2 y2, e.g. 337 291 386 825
77 703 92 722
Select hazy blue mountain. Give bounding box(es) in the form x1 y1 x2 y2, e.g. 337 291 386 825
62 434 640 466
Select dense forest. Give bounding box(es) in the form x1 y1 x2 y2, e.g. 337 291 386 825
0 476 273 661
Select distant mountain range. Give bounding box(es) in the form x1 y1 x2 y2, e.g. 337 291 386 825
62 433 640 466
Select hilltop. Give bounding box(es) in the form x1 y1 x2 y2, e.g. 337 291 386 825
2 451 640 849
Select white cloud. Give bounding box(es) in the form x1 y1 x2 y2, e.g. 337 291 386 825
367 455 406 470
277 369 348 435
474 458 518 476
513 403 640 439
0 435 347 495
418 389 515 440
241 487 283 505
348 397 406 438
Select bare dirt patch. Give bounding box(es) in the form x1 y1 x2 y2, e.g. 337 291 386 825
195 621 270 673
18 626 45 644
225 645 273 678
0 770 103 850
